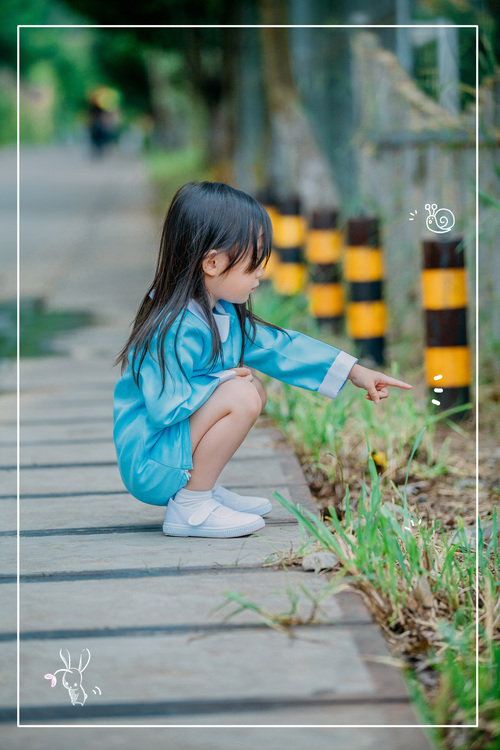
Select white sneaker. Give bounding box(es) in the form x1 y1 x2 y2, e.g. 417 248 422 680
212 484 272 516
162 496 265 538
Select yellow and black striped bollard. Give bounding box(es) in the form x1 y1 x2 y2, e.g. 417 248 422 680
422 238 471 417
256 188 279 288
345 217 386 365
305 209 344 331
273 197 307 296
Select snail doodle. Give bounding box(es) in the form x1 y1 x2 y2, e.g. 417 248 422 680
44 648 101 706
425 203 455 234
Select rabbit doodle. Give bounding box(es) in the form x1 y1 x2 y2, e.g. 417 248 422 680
45 648 90 706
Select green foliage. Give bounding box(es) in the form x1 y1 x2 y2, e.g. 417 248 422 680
89 30 151 114
254 286 471 490
478 172 500 386
253 289 325 338
145 146 209 214
0 299 94 358
270 466 496 738
251 285 495 740
0 69 16 145
20 60 58 143
213 572 350 635
414 1 498 106
18 20 103 142
7 2 154 142
264 361 470 492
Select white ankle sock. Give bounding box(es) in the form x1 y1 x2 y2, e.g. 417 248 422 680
174 487 213 507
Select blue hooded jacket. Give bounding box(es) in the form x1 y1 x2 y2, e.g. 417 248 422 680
113 298 357 504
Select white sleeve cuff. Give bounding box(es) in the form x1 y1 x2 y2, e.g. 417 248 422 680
317 352 358 399
206 369 237 385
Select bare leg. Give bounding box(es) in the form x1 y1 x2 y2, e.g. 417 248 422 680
186 377 264 491
250 372 267 412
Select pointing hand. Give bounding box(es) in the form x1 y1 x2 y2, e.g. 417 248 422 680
348 364 412 404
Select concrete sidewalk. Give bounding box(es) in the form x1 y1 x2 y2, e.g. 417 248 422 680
0 147 433 748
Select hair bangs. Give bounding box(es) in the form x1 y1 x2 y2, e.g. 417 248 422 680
217 197 273 275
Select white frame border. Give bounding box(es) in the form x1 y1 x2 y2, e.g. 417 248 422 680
16 22 480 731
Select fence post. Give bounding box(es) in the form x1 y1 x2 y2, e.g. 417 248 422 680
422 237 471 418
305 209 344 331
345 217 386 365
273 196 307 296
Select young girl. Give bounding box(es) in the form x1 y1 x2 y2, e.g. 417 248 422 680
113 181 412 539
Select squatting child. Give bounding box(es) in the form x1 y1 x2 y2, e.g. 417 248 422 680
113 181 412 538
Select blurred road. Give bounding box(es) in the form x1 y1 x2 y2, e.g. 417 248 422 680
3 145 157 328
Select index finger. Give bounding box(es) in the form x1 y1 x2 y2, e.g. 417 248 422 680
381 376 412 389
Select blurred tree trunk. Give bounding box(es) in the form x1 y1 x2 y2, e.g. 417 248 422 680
234 2 267 194
258 0 339 211
183 20 237 182
142 48 185 149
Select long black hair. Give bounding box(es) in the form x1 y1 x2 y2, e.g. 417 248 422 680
114 181 291 391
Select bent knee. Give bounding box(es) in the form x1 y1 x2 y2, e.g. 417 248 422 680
218 377 262 419
251 376 267 411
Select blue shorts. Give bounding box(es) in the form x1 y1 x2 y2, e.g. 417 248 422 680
120 459 192 507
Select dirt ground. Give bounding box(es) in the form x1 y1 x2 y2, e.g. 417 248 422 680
299 386 498 539
288 387 498 748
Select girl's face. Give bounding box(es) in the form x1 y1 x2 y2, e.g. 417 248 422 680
202 249 265 308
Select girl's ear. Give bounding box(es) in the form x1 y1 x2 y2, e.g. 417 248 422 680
202 249 223 277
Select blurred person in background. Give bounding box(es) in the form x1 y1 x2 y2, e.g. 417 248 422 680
87 86 121 158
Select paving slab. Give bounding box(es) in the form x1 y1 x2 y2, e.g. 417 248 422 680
8 625 427 731
19 404 114 423
9 426 290 468
19 354 118 378
17 464 125 495
2 538 17 573
20 386 115 402
0 422 113 446
13 486 306 531
0 721 433 749
1 467 16 493
17 455 309 497
0 391 17 420
14 629 377 705
0 642 16 708
3 441 118 466
17 524 311 575
7 571 364 633
49 327 141 360
0 497 17 535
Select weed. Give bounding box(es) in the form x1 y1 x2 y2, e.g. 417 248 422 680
269 455 498 742
212 565 351 637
